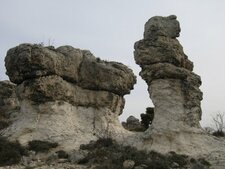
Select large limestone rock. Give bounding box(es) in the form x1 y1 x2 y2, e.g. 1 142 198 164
143 15 181 39
132 15 225 160
134 15 202 131
1 44 136 149
17 75 124 113
1 17 225 168
5 44 136 96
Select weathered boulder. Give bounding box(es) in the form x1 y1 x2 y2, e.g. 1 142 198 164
128 16 225 161
5 44 83 84
79 57 136 95
2 44 136 149
134 37 193 71
134 15 202 129
5 44 136 96
122 116 145 132
144 15 180 39
17 75 124 114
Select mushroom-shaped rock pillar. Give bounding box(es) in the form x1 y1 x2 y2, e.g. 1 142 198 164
134 15 203 133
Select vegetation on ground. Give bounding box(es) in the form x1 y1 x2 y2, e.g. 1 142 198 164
212 112 225 137
28 140 58 153
0 136 27 166
79 138 211 169
0 136 213 168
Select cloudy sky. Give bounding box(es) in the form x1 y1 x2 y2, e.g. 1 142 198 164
1 0 225 127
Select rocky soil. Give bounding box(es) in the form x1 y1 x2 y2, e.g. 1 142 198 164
0 137 213 169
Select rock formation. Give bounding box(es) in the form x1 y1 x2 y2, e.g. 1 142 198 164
134 15 202 131
1 44 136 149
122 107 154 132
133 16 225 160
1 15 225 169
122 116 145 132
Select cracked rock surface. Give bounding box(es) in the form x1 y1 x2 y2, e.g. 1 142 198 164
2 44 136 149
134 15 202 129
5 44 136 96
132 16 225 165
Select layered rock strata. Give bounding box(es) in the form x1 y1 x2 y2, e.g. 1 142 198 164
134 15 202 132
5 44 135 96
132 16 225 157
2 44 136 149
122 116 146 132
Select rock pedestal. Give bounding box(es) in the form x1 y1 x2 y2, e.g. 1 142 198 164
1 17 225 167
134 15 202 133
132 16 225 157
2 44 136 149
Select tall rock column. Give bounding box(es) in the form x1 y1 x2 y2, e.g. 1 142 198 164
134 15 203 133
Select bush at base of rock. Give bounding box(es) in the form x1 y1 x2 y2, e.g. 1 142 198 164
212 130 225 137
0 136 27 166
77 138 211 169
28 140 58 153
140 107 154 129
56 150 69 159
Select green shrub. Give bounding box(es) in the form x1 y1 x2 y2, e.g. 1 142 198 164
28 140 58 152
212 130 225 137
0 121 10 130
168 151 188 166
56 150 68 159
0 136 27 166
78 138 211 169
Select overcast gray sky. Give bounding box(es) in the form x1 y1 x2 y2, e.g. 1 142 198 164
1 0 225 127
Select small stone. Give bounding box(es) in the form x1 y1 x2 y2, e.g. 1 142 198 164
58 158 68 163
172 162 180 168
46 153 58 165
68 150 88 164
123 160 135 169
134 164 148 169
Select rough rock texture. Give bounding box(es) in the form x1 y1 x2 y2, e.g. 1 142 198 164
134 15 202 130
132 16 225 167
122 116 145 132
17 75 124 114
5 44 136 96
0 81 19 113
0 81 19 130
1 16 225 169
1 44 136 149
